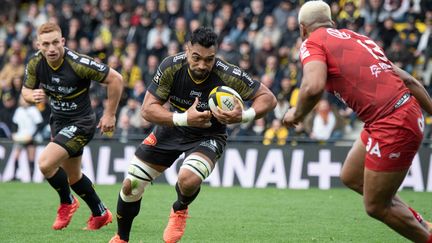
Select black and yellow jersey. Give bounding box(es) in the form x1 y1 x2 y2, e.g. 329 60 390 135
23 47 109 118
148 52 260 134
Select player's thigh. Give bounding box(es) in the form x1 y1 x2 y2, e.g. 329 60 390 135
363 168 408 209
340 135 366 186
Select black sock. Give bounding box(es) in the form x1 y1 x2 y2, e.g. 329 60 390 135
117 194 141 241
29 161 34 179
46 167 73 204
172 182 200 212
71 174 105 216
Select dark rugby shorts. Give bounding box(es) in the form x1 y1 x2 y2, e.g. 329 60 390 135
135 126 227 167
50 114 96 157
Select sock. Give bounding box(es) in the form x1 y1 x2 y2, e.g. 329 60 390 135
428 234 432 243
117 194 141 241
29 161 34 179
172 182 200 212
408 207 424 223
71 174 105 216
46 167 73 204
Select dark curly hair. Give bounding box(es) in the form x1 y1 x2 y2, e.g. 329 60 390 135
190 27 218 48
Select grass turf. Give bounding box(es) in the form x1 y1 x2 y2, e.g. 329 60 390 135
0 182 430 242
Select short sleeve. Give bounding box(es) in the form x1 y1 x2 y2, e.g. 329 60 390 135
300 37 327 65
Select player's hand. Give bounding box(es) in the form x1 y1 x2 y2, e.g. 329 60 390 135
32 89 46 104
97 114 116 136
186 97 212 128
211 98 243 124
282 107 299 128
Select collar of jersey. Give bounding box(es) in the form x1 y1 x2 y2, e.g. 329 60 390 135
47 58 64 71
188 68 209 84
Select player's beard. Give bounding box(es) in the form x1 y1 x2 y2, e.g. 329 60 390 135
190 68 210 80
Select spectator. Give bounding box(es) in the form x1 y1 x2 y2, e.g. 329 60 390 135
360 0 391 25
272 0 297 29
253 15 282 50
378 17 399 50
218 37 241 65
263 119 288 145
146 18 171 51
0 53 24 88
308 99 338 141
11 96 44 180
280 15 300 48
386 37 415 73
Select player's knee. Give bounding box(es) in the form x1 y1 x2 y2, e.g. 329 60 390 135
177 174 201 194
38 158 55 176
119 156 161 202
364 202 388 220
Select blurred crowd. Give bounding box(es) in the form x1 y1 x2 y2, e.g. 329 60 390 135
1 0 432 146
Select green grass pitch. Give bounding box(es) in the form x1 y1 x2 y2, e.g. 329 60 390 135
0 182 430 242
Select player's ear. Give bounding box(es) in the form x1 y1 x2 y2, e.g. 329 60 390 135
61 37 66 46
299 24 307 40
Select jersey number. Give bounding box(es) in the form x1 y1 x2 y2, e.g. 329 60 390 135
356 39 388 62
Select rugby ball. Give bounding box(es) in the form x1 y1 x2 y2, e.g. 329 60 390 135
208 86 244 112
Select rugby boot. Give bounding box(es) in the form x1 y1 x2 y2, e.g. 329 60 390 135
163 208 189 243
109 234 128 243
84 208 113 230
52 195 80 230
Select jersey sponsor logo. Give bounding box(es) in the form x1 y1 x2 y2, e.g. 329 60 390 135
80 57 90 65
59 125 77 138
199 139 218 152
58 86 77 95
173 53 186 62
389 152 401 159
242 72 254 86
90 60 106 71
143 132 157 146
232 68 241 77
370 62 392 77
300 41 310 61
153 69 162 85
326 29 351 39
52 77 60 83
67 51 79 59
189 90 202 97
170 96 208 110
51 100 78 111
216 60 229 71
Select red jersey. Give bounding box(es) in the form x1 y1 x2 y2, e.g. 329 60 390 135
300 28 409 124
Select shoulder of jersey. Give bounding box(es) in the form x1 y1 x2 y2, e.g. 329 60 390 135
27 50 43 63
158 52 186 71
213 57 244 78
64 48 90 63
64 48 107 72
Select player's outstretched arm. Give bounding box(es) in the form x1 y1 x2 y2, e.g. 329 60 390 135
283 60 327 127
97 68 124 134
393 64 432 115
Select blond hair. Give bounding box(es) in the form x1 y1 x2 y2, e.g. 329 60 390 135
37 22 62 36
298 1 332 26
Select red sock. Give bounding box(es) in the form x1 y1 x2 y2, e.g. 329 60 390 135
408 207 424 223
427 234 432 243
